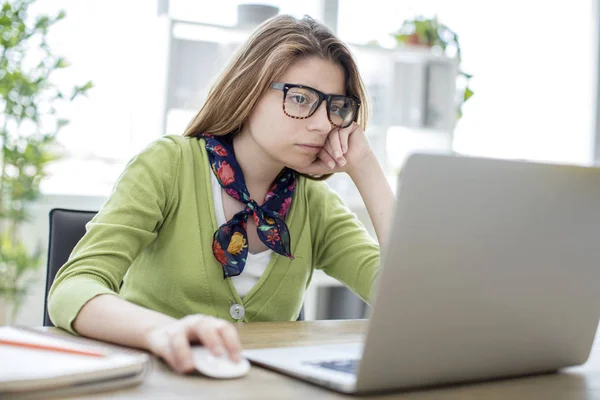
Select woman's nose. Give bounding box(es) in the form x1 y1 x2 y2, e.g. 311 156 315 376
307 101 333 134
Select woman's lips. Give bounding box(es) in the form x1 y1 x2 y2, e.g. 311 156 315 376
297 144 322 153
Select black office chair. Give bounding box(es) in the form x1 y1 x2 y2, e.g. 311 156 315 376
44 208 305 326
44 208 98 326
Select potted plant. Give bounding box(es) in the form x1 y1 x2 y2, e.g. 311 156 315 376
393 16 473 120
0 0 92 325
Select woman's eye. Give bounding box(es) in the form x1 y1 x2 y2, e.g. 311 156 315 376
290 94 308 105
330 104 342 114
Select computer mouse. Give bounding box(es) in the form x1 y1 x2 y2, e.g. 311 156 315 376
191 346 250 379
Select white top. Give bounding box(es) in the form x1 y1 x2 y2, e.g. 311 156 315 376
210 171 273 298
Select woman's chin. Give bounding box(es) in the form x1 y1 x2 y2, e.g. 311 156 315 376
285 157 316 172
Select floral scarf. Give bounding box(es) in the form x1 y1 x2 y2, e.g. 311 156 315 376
201 133 296 278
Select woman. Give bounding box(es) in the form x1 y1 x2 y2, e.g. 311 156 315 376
48 14 394 373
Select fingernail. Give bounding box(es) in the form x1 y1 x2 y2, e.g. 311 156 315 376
342 146 347 153
338 158 346 166
334 151 342 159
327 161 335 169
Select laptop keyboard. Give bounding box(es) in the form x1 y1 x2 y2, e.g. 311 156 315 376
304 359 359 375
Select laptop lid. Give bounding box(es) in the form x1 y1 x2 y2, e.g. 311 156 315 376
355 153 600 392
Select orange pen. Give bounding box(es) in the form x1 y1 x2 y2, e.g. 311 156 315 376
0 338 105 358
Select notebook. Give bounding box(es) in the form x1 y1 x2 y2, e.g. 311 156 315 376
0 326 151 399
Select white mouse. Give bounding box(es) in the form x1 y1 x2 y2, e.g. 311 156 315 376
191 346 250 379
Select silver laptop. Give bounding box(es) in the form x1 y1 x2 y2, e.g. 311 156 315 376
244 153 600 394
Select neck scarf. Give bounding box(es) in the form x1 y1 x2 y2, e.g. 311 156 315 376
201 133 296 278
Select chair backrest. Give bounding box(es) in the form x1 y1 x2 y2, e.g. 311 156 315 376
44 208 97 326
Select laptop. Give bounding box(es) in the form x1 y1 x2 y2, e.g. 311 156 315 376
243 152 600 394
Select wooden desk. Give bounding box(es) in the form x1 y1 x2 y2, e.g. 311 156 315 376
45 320 600 399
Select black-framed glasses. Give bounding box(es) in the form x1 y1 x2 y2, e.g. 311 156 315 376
270 83 360 129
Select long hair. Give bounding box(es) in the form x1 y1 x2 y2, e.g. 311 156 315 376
183 15 369 180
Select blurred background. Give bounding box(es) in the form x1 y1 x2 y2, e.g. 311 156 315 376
1 0 599 326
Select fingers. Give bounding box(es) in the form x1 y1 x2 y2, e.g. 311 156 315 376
338 124 353 154
341 121 359 136
326 129 346 167
297 122 360 176
317 148 336 170
192 317 227 358
147 315 244 374
168 329 195 373
216 323 243 362
339 122 359 153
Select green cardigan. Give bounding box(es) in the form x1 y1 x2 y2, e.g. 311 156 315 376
48 135 380 333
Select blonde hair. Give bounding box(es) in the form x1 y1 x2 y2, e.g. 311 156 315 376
183 14 369 180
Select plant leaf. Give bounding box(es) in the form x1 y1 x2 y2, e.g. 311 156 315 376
464 87 474 102
55 57 71 69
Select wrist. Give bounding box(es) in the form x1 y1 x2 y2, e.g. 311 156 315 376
142 315 177 352
347 152 379 181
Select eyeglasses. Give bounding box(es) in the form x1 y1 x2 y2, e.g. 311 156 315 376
270 83 360 129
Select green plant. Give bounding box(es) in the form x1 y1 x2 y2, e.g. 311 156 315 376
0 0 92 323
393 16 473 120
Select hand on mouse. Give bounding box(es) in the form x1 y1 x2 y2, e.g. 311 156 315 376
144 314 242 374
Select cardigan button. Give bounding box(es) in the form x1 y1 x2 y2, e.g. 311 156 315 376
229 304 245 320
